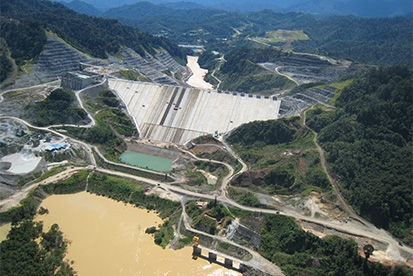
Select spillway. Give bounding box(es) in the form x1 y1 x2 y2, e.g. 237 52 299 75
109 79 281 145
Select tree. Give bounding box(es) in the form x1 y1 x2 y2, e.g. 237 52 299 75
0 220 74 276
363 244 374 260
311 66 413 244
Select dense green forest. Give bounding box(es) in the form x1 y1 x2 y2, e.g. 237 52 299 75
0 172 89 275
227 66 413 244
0 42 13 83
0 220 75 276
0 0 185 77
65 89 136 161
246 11 413 66
103 2 413 67
103 2 241 45
228 117 297 146
24 88 88 127
306 66 413 244
206 46 296 94
0 18 46 66
228 117 330 194
0 17 45 83
260 214 409 275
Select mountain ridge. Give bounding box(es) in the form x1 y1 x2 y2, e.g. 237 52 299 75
0 0 187 84
57 0 413 17
0 0 185 59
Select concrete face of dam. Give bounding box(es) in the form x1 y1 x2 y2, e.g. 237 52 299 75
109 79 281 144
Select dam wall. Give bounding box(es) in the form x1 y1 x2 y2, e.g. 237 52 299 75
109 79 281 144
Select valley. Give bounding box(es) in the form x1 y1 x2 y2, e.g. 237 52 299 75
0 1 412 275
0 52 411 274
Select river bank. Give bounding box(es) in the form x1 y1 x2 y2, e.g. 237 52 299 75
36 192 240 275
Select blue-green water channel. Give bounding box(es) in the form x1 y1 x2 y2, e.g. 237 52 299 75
120 151 172 172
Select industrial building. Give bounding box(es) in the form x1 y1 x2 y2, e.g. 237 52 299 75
44 143 67 152
61 71 102 90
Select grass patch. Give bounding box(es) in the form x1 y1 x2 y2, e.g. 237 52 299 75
186 201 234 235
229 188 265 208
178 236 193 246
219 242 230 250
34 166 68 183
229 117 330 195
251 29 309 46
265 30 309 42
185 169 207 186
119 69 138 81
117 69 151 82
300 185 323 197
323 79 353 105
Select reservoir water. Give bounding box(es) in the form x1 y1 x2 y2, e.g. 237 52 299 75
120 151 172 172
36 192 240 276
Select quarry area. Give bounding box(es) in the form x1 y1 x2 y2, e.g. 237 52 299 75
0 117 81 199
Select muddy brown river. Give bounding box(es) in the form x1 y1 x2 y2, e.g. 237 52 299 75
36 192 240 275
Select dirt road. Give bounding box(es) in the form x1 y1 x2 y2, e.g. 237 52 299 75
0 82 411 272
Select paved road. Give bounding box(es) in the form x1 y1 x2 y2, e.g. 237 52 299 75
0 82 411 273
180 200 284 275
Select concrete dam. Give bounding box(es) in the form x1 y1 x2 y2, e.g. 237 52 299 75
109 79 281 144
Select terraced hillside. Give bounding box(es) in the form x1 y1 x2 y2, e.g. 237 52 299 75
259 53 357 85
11 34 190 89
119 48 190 86
279 86 337 117
13 35 100 88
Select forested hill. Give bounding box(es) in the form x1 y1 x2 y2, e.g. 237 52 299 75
101 2 412 67
306 66 413 245
0 0 185 66
61 0 413 17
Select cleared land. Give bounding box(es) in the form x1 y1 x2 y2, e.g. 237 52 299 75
252 30 309 44
109 79 281 144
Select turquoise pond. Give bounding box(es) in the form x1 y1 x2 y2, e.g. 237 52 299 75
119 151 172 172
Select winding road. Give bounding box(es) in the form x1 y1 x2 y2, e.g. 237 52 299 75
0 81 412 275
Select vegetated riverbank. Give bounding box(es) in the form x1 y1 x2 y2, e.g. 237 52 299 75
87 172 182 247
0 170 242 275
0 171 180 245
0 168 262 275
37 192 240 276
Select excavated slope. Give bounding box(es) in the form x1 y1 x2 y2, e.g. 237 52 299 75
13 34 189 88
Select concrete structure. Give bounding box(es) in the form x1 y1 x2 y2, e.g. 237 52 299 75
192 245 246 273
208 252 217 261
61 71 102 90
109 79 281 145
